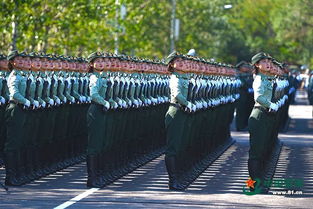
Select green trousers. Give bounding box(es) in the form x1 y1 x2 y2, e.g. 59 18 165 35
248 107 276 161
4 103 26 153
0 105 7 153
87 104 106 155
165 106 188 158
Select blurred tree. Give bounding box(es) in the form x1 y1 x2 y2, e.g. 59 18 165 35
0 0 312 67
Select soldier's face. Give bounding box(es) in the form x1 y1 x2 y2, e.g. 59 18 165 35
31 58 41 71
13 56 24 69
23 57 32 69
61 61 69 70
41 58 49 69
103 58 111 69
82 63 88 72
93 58 104 70
47 60 54 70
54 60 62 70
256 59 271 72
0 60 9 70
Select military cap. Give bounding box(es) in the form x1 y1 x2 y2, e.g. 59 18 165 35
251 52 272 65
87 51 103 63
7 50 27 60
0 54 6 60
235 60 249 68
165 51 181 64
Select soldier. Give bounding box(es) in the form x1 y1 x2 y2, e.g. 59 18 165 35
307 70 313 105
248 52 280 192
164 52 193 190
0 54 9 166
4 50 31 186
86 52 110 188
235 61 254 131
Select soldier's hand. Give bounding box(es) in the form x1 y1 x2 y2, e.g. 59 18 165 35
25 99 31 108
41 101 46 108
103 102 110 111
269 102 278 112
33 100 39 108
56 98 61 105
0 97 5 105
49 99 54 106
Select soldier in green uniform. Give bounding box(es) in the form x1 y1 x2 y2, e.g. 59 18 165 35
86 52 110 188
4 50 31 186
308 71 313 105
22 53 41 181
0 54 9 166
248 52 279 191
165 53 192 190
235 61 254 131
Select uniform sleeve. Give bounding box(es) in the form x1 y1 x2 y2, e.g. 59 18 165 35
253 76 271 108
72 78 81 100
64 78 75 101
170 74 188 106
57 79 66 102
129 80 136 103
89 74 106 105
8 71 27 104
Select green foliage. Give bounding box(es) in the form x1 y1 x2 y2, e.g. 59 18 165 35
0 0 312 67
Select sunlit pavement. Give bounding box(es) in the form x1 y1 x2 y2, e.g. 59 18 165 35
0 90 312 208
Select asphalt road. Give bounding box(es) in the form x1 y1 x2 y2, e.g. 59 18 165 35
0 90 312 208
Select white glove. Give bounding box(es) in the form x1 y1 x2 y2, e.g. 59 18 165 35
0 97 5 104
192 104 197 112
103 102 110 110
56 98 61 105
203 101 208 109
41 101 46 108
186 102 192 112
49 99 54 106
79 96 83 103
87 97 91 102
24 99 30 107
117 99 123 107
63 97 67 103
70 97 75 103
122 101 127 108
114 102 118 109
269 103 278 112
82 96 86 102
33 100 39 108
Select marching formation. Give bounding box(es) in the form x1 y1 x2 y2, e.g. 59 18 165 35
0 49 296 193
0 51 90 186
164 52 241 190
248 52 291 192
86 52 170 188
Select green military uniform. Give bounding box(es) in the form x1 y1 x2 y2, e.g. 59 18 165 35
164 71 190 190
308 73 313 105
0 60 9 162
5 55 30 186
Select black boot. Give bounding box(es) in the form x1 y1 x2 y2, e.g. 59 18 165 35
4 151 23 186
165 156 182 191
248 159 266 193
25 147 37 181
33 146 43 179
86 155 102 188
18 149 30 184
